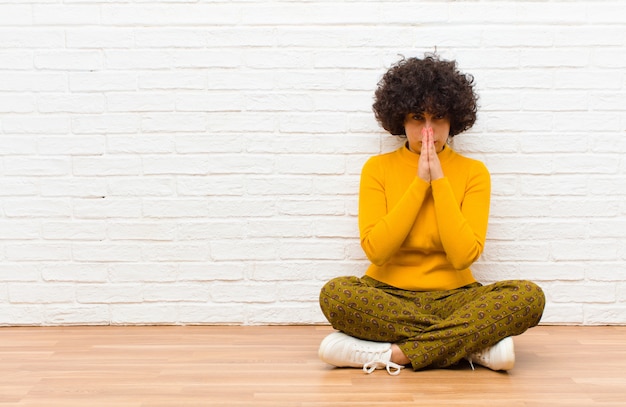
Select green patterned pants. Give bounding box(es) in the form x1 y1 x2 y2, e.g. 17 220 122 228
319 275 545 370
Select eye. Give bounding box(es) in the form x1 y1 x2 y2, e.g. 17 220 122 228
411 114 424 121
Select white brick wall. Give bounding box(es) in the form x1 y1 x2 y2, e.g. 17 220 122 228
1 0 625 326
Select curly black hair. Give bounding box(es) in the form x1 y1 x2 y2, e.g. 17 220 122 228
372 54 478 138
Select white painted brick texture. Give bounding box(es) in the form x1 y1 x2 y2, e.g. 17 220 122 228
1 1 625 326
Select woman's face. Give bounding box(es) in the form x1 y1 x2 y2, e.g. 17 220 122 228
404 112 450 153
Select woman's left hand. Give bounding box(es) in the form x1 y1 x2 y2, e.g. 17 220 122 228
420 127 444 182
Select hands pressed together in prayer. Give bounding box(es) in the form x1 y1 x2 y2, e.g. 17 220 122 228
417 127 444 183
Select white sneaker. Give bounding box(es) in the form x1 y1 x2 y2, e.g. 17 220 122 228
319 332 404 375
467 337 515 371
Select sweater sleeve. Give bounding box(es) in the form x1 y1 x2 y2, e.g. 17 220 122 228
358 157 431 266
431 161 491 270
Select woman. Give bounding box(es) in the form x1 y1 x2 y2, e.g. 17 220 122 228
318 54 545 375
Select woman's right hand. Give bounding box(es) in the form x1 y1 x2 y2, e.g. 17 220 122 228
418 127 432 182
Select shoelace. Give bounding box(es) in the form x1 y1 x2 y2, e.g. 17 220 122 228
362 359 404 375
467 358 476 371
466 349 488 371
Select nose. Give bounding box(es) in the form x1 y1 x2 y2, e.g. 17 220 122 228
424 114 434 129
423 119 434 132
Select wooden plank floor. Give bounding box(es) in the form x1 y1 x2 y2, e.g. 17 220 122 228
0 325 625 407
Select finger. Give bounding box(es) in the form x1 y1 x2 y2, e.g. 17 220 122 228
426 130 436 156
421 130 429 154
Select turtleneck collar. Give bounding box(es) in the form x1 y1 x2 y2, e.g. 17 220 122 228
398 141 454 166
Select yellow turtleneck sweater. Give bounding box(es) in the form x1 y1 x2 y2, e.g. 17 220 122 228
360 143 491 291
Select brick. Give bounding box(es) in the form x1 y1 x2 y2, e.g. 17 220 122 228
9 283 74 303
0 95 35 114
519 175 588 196
72 243 142 262
72 156 142 176
244 3 382 25
211 241 277 261
135 28 206 48
103 178 160 201
141 113 206 133
35 50 102 71
105 50 172 70
139 72 206 90
540 303 583 324
70 72 136 92
0 261 41 284
42 221 107 241
109 264 178 283
178 176 245 197
0 29 64 48
33 5 100 26
76 284 144 304
552 240 620 262
178 263 246 282
38 94 105 113
247 219 313 238
275 154 345 175
0 5 32 25
177 221 246 240
102 4 239 26
0 50 33 70
0 305 43 325
246 176 313 196
208 70 275 90
141 243 209 262
44 306 109 325
66 28 134 48
313 175 360 196
143 284 210 302
3 199 71 218
108 135 174 154
142 155 209 175
142 199 209 218
210 282 277 303
179 304 245 324
71 114 139 134
207 27 274 47
0 178 39 196
107 92 175 112
107 222 176 241
2 116 69 135
516 262 586 282
584 304 626 325
41 264 108 283
278 239 347 261
549 282 616 303
39 136 105 156
248 303 319 324
176 92 242 111
174 50 241 69
110 304 178 324
207 198 276 218
73 198 143 219
279 113 347 134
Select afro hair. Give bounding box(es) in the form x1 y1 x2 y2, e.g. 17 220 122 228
372 54 478 138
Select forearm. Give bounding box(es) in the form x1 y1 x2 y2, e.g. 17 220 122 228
432 176 489 270
360 177 430 266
